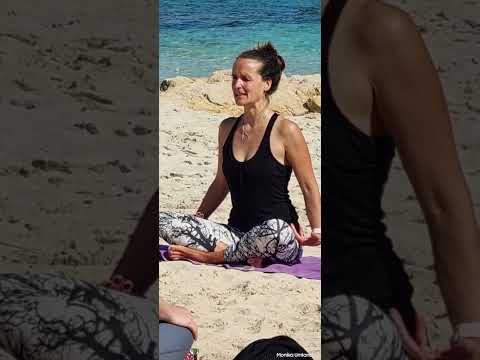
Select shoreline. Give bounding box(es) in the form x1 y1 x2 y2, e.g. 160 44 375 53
159 71 321 83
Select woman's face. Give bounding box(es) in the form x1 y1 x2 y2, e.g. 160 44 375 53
232 58 272 106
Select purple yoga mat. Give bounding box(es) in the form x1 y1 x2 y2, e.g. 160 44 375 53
159 245 320 280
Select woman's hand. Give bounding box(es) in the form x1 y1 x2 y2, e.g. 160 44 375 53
159 300 198 340
438 338 480 359
290 224 321 246
389 308 437 360
301 232 321 247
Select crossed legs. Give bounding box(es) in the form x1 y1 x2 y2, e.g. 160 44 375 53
159 212 302 265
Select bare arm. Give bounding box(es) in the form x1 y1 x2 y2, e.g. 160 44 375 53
369 7 480 325
159 298 198 340
195 118 233 219
284 121 321 231
108 190 159 296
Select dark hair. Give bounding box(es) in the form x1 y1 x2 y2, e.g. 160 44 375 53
233 336 310 360
236 41 285 96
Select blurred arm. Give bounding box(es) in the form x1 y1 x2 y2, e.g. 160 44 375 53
109 190 159 296
369 7 480 325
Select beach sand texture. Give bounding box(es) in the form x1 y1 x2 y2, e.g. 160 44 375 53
0 0 159 302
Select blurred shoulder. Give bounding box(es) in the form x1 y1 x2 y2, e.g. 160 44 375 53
358 0 422 49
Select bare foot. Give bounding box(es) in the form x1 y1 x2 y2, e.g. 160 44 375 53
247 257 263 268
214 242 227 252
168 245 226 264
168 245 208 262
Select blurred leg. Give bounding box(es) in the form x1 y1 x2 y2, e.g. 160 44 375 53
0 273 157 360
322 295 407 360
0 348 17 360
159 322 194 360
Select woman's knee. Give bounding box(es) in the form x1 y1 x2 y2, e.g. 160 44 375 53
159 211 176 225
322 295 405 360
230 219 297 263
159 211 186 241
159 211 172 231
259 219 292 243
262 218 291 233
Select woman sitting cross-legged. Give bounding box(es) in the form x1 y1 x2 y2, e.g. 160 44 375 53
160 42 321 266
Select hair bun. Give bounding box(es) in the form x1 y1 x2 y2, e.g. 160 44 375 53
257 41 277 55
256 42 285 72
276 55 286 72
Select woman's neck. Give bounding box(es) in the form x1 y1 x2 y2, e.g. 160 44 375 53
243 99 271 127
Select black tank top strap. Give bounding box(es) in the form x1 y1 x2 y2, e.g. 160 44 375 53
259 112 279 151
322 0 349 95
225 116 242 146
323 0 349 51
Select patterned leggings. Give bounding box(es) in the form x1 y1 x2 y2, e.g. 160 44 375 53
159 212 303 265
0 273 158 360
322 295 407 360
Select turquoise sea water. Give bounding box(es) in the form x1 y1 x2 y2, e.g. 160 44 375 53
159 0 320 79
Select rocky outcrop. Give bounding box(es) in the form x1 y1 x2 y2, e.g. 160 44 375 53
160 70 321 116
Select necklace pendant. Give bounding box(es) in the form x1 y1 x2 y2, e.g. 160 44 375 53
241 122 248 143
241 131 247 143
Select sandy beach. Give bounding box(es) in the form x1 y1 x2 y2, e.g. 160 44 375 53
159 72 321 359
0 0 159 308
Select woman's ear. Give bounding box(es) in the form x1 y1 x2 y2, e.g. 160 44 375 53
264 79 272 93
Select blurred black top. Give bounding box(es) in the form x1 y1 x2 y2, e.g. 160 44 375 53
321 0 414 323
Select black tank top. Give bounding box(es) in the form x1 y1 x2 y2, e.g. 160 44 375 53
322 0 415 328
222 113 299 232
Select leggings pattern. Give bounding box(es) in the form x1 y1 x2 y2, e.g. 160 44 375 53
159 212 302 265
0 349 16 360
0 273 158 360
322 295 407 360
